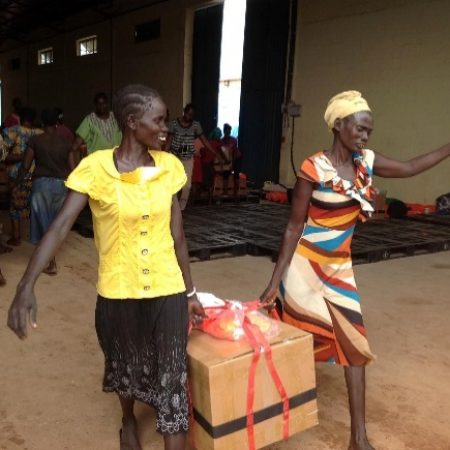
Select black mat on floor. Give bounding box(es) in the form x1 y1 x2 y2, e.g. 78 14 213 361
73 204 450 264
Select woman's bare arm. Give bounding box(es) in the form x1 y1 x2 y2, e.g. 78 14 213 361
7 191 88 338
260 177 313 303
374 144 450 178
170 195 205 321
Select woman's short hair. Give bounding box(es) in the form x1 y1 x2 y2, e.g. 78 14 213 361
19 107 36 124
41 108 59 127
94 92 108 104
113 84 162 132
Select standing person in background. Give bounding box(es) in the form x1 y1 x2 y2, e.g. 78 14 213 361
22 108 76 275
54 107 75 144
3 108 43 246
165 103 227 210
220 123 242 199
4 98 22 128
72 92 122 160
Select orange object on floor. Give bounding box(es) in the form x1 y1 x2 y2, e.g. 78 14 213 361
266 191 288 204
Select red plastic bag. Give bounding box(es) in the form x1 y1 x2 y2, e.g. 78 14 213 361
195 294 280 341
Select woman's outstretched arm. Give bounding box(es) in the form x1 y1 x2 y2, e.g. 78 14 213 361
374 143 450 178
7 191 88 339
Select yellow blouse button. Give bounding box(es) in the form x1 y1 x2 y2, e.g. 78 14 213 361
142 249 148 256
141 231 148 236
143 269 149 275
142 215 149 220
144 286 150 291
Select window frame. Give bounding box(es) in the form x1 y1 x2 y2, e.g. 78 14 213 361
37 47 54 65
76 35 98 56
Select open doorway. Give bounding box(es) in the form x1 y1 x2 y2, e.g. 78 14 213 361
191 0 246 138
190 0 290 187
216 0 246 138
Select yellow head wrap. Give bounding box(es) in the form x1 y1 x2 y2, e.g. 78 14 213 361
324 90 371 130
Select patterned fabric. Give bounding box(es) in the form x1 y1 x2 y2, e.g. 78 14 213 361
436 192 450 215
9 176 33 220
3 126 43 220
0 136 8 162
3 125 43 178
95 293 189 435
279 149 376 367
168 119 203 160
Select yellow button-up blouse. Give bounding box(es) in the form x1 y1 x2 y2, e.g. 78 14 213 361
65 149 187 299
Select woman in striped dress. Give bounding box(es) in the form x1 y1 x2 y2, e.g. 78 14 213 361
261 91 450 450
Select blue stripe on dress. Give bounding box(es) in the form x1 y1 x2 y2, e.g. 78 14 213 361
310 226 355 251
324 282 361 302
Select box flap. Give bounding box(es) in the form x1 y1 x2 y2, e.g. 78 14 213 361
187 321 311 367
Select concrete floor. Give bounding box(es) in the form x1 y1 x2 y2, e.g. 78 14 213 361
0 232 449 450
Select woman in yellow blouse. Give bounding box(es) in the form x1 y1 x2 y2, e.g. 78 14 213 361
8 84 205 450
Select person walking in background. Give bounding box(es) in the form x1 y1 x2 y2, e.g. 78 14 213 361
260 90 450 450
54 107 75 143
165 103 227 210
4 97 22 128
72 92 122 159
22 108 76 275
8 85 205 450
3 107 43 246
220 123 242 199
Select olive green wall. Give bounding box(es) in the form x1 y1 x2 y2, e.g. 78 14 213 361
280 0 450 203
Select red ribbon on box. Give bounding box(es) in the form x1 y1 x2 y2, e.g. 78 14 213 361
190 300 289 450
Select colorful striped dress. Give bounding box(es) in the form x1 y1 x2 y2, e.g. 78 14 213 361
280 149 376 366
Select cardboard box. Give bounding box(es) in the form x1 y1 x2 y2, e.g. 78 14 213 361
187 321 318 450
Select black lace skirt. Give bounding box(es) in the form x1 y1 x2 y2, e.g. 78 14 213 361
95 293 189 434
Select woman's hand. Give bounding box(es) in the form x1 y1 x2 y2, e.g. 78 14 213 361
260 283 278 309
7 283 38 339
188 295 206 325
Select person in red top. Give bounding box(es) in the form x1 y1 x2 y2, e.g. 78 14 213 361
4 98 22 128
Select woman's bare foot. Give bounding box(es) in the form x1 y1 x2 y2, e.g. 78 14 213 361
0 242 13 254
6 237 21 246
43 259 57 276
348 437 376 450
120 416 142 450
0 270 6 286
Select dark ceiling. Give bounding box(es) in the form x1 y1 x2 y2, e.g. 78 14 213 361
0 0 167 51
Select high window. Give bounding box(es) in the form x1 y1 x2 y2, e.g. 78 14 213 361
38 47 53 65
76 35 98 56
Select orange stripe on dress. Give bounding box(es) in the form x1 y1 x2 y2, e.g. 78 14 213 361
308 203 360 219
299 158 320 182
282 312 335 340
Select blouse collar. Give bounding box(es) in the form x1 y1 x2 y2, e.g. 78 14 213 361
99 148 168 184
